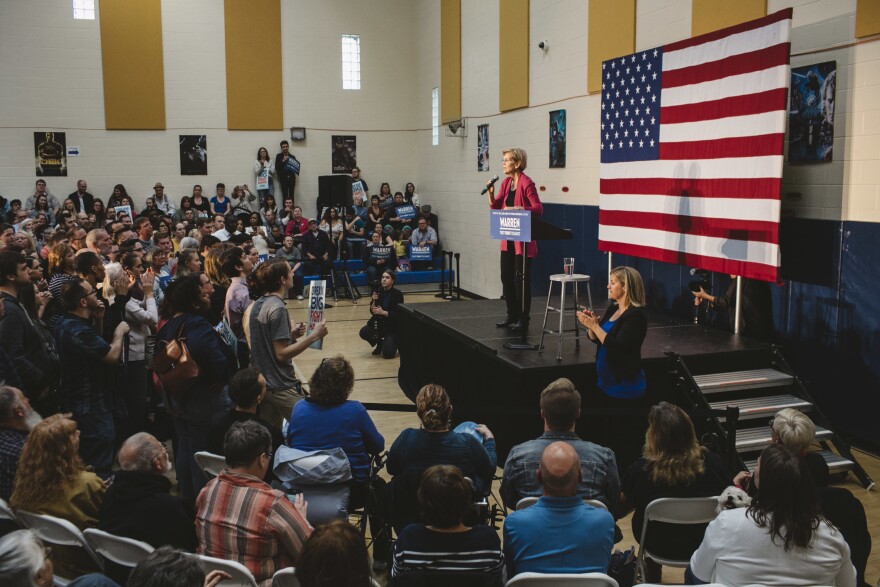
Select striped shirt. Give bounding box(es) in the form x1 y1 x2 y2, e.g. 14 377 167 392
196 471 312 587
392 524 505 583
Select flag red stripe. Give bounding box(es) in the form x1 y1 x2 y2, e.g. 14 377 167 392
659 133 785 160
597 240 779 282
599 210 779 244
660 88 788 124
664 8 793 53
600 178 781 199
662 43 790 88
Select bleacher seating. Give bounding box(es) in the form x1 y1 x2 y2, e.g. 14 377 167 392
303 258 453 288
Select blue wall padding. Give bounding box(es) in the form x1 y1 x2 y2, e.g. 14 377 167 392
532 204 880 450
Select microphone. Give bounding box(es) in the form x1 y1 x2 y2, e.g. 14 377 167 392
481 175 500 195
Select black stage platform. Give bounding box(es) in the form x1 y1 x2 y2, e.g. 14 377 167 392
397 299 772 463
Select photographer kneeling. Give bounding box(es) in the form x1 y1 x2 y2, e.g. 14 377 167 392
359 269 403 359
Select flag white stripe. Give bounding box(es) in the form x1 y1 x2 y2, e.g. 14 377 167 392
599 155 783 180
598 225 780 266
661 65 789 107
663 19 791 71
600 194 780 222
660 111 786 143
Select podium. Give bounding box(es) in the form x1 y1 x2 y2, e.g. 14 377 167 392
490 212 573 350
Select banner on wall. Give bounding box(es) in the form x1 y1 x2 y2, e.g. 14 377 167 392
34 132 67 176
179 135 208 175
478 124 489 171
332 135 357 173
598 9 793 283
549 110 566 168
788 61 836 163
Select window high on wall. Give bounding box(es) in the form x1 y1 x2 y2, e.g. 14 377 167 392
342 35 361 90
73 0 95 20
432 87 439 146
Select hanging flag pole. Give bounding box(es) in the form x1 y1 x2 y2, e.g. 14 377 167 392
734 276 743 334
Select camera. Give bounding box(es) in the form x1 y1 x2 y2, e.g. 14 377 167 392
688 269 710 293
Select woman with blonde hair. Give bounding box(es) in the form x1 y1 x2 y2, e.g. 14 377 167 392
619 402 730 582
45 242 78 328
10 414 104 527
10 414 106 577
577 265 649 471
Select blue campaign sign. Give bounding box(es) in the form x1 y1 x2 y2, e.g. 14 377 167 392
395 204 417 220
370 245 394 260
490 210 532 242
409 244 432 261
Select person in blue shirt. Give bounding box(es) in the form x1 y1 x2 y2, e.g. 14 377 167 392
287 355 388 565
576 266 649 474
503 441 615 577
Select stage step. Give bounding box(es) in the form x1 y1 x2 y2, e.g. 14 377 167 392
744 450 855 474
693 368 793 394
709 394 813 421
736 425 832 453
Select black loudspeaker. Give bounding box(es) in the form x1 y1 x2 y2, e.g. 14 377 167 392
317 175 354 216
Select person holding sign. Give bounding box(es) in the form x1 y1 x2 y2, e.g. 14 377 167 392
363 230 397 288
359 268 404 359
409 216 437 271
248 259 328 428
487 148 544 332
253 147 275 205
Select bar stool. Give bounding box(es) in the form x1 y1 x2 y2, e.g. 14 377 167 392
539 274 593 361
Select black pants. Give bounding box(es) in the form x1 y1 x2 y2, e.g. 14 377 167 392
278 173 296 201
500 248 532 321
304 257 331 280
359 324 398 359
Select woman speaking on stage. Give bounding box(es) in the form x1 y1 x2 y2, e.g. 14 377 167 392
486 148 543 332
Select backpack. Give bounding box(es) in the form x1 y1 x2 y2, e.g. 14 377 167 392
154 321 199 397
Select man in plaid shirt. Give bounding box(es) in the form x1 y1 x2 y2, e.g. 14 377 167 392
196 420 311 586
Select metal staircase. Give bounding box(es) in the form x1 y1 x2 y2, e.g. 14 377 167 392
668 346 874 490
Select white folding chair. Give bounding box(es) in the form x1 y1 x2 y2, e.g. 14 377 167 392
506 571 618 586
271 565 380 587
515 497 608 511
15 510 104 582
197 554 259 587
271 567 300 587
194 451 228 478
0 497 21 527
83 528 154 569
635 497 719 582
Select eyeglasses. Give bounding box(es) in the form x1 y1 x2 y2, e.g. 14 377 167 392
80 290 98 301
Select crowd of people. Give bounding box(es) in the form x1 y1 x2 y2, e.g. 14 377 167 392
0 169 867 587
0 368 867 586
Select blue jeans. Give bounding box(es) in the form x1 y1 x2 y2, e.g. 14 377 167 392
172 416 211 503
73 407 115 479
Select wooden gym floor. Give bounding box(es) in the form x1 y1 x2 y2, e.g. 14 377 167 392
286 293 880 585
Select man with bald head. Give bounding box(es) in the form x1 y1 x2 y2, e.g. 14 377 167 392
503 441 615 577
98 432 196 552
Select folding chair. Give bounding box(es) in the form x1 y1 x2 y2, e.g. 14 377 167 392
271 567 300 587
635 497 719 583
15 510 104 583
0 497 21 527
197 554 259 587
194 451 228 479
515 497 608 511
83 528 154 569
505 571 619 586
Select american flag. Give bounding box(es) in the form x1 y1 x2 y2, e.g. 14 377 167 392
599 9 792 282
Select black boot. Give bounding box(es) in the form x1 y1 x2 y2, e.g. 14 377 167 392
496 317 516 327
509 319 529 332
